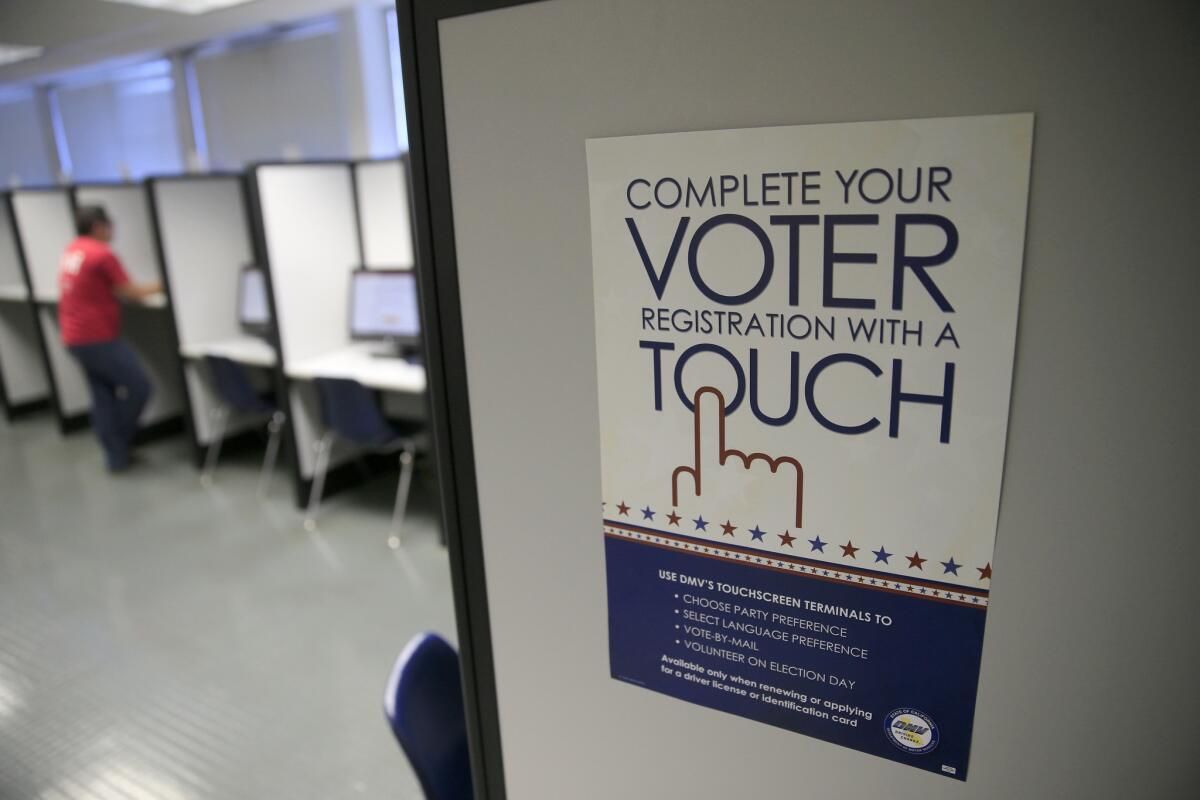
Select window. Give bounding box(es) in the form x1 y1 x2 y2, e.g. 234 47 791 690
54 60 184 181
0 90 55 186
385 6 409 153
192 19 349 169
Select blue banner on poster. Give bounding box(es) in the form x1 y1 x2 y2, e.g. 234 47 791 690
587 115 1032 779
604 521 986 779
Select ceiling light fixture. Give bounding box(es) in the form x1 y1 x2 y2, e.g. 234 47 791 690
0 44 45 67
94 0 259 15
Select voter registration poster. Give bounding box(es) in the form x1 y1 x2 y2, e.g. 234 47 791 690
586 114 1032 780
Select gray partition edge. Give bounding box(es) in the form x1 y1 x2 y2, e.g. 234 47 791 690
0 191 53 422
244 158 369 508
146 172 258 468
396 2 538 798
3 187 77 432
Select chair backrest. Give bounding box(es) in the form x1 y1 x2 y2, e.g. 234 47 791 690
205 355 273 415
314 376 397 446
384 633 474 800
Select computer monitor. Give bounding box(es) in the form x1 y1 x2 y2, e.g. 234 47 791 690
238 265 271 332
348 268 421 351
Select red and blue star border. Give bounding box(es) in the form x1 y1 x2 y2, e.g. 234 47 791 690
603 501 991 609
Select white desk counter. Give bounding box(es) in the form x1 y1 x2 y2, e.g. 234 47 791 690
286 344 426 394
31 293 169 309
181 336 277 368
0 283 29 303
136 292 169 309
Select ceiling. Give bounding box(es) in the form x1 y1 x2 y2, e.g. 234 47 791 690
0 0 381 85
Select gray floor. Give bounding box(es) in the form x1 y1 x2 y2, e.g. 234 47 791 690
0 411 456 800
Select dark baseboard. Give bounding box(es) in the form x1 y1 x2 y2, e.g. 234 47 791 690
59 412 90 434
132 415 185 445
294 451 404 509
194 426 268 470
2 397 51 421
63 412 186 440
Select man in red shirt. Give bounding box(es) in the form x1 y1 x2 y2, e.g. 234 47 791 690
60 206 163 472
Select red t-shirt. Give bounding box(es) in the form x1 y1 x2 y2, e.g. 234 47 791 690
58 236 131 346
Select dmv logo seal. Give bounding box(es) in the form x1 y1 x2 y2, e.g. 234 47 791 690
885 708 939 754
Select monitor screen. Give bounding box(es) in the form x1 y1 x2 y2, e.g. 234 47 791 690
349 269 420 341
238 267 270 327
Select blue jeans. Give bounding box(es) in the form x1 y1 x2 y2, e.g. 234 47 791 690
69 339 152 470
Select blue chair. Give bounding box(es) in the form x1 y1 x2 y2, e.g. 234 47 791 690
304 377 425 542
202 355 285 496
384 633 473 800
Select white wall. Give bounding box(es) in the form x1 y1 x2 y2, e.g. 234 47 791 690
354 158 414 267
436 1 1199 798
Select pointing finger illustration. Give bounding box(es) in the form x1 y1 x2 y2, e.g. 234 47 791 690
696 386 726 479
672 386 804 528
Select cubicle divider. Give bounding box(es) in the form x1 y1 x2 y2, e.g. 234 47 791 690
248 158 426 507
395 1 1199 798
249 161 362 506
0 193 50 420
8 182 185 438
70 183 185 437
354 156 416 268
9 186 91 431
148 173 274 467
351 156 425 427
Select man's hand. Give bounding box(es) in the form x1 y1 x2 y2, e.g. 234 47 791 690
672 386 805 528
115 280 164 303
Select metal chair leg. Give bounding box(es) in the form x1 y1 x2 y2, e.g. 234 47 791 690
304 432 334 532
388 446 415 549
258 411 285 499
200 406 229 487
